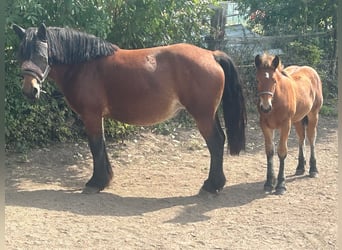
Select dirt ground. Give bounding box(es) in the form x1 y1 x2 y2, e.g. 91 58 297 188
5 113 338 249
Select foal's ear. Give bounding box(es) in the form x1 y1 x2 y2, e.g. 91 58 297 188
254 54 262 68
12 24 26 40
272 55 280 69
37 23 47 42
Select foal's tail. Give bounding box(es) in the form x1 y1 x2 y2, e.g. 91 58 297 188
214 51 246 155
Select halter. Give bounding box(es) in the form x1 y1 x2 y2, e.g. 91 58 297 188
257 71 275 97
257 91 274 97
21 64 51 84
21 39 51 84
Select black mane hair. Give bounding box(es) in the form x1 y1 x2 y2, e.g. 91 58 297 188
20 27 118 65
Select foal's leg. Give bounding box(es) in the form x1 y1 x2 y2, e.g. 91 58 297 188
307 113 319 178
198 115 226 194
261 126 276 194
82 117 113 194
294 120 306 175
275 121 291 195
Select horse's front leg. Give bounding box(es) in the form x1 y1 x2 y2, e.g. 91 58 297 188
275 121 291 195
82 116 113 194
261 126 276 194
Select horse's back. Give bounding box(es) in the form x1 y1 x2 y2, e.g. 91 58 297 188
286 66 323 98
286 65 323 115
111 43 220 75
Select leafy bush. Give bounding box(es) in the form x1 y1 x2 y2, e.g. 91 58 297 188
5 61 80 151
283 40 322 67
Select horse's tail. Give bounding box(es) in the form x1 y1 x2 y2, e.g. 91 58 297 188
302 115 309 126
214 51 246 155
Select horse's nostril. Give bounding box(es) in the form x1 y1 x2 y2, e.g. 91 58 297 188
261 105 272 113
30 86 40 99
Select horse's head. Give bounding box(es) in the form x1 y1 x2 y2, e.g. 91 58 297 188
13 23 50 100
254 54 280 113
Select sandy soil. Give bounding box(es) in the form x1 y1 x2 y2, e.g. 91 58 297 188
5 114 337 249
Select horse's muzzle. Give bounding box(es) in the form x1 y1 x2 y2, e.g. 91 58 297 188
22 75 41 100
259 95 273 113
260 105 272 113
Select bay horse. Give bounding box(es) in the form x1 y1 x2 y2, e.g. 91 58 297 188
255 53 323 195
13 23 246 194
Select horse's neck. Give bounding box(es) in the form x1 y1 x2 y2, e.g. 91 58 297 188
274 70 294 98
48 64 77 87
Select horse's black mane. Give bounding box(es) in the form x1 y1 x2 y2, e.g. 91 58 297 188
20 27 118 65
281 71 289 77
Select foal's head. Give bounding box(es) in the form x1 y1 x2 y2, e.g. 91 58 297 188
254 53 282 113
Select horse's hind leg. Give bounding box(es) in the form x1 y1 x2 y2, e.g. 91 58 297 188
307 113 319 178
82 116 113 193
197 115 226 194
294 119 306 175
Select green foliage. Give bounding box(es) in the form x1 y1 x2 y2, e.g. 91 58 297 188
108 0 214 48
5 63 80 151
104 119 136 142
235 0 337 35
5 0 217 150
320 105 337 117
319 98 337 117
283 40 323 67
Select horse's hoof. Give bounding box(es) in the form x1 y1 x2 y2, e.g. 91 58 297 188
274 187 286 195
264 185 273 194
200 180 224 195
198 187 219 198
309 172 318 178
82 186 101 194
295 169 305 175
199 186 219 195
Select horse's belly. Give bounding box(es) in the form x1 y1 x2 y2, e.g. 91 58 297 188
292 106 313 123
292 97 315 123
108 98 184 126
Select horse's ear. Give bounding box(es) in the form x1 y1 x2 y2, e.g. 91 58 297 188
272 55 280 69
37 23 47 42
254 55 262 68
13 24 26 40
